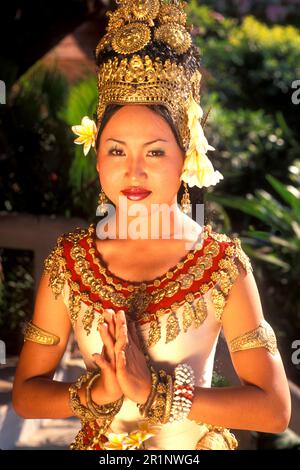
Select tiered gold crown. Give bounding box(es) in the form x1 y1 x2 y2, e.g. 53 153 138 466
96 54 201 151
72 0 224 190
95 0 199 151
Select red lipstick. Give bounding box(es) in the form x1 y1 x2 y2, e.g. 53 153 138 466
121 186 152 201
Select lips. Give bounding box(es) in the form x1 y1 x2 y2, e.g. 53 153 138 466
121 187 152 201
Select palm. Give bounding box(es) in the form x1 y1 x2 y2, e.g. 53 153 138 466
114 311 152 405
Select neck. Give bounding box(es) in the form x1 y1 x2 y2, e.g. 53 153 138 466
97 202 200 241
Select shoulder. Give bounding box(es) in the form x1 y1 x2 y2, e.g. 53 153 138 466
207 225 253 276
43 224 93 273
203 225 255 322
43 224 94 300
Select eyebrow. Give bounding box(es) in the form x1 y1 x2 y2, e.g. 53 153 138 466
105 138 168 146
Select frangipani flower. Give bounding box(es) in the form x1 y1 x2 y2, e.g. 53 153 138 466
71 116 97 156
181 93 223 189
101 421 160 451
102 432 130 450
123 431 146 449
138 420 162 438
124 421 160 449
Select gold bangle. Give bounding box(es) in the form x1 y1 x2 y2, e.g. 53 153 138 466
86 371 124 419
69 371 95 422
163 374 174 424
23 320 60 346
144 369 168 424
137 366 159 417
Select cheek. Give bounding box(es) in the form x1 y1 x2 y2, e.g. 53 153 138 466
97 153 183 188
97 155 120 182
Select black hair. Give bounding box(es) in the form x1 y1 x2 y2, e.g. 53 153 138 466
95 39 202 81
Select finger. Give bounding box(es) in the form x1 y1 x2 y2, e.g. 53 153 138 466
116 311 128 346
92 351 110 370
114 310 126 343
117 350 127 371
104 309 116 339
98 322 116 364
115 317 128 352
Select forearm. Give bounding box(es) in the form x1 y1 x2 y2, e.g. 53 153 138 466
13 377 88 419
188 384 286 433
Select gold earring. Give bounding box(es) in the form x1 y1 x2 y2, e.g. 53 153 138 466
180 181 191 215
96 188 108 216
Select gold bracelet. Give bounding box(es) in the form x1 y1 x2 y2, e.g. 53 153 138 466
144 369 168 424
86 371 124 419
69 371 95 422
23 320 60 346
163 373 174 424
137 367 159 418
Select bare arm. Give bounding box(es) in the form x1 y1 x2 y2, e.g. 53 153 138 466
12 271 86 419
188 265 291 433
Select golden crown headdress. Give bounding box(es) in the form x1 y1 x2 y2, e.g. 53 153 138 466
72 0 223 189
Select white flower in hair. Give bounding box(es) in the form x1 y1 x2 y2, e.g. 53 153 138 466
181 93 223 189
71 116 97 156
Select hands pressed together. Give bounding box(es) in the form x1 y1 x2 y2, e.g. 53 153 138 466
92 309 152 406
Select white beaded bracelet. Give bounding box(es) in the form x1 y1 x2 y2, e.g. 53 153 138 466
168 363 195 423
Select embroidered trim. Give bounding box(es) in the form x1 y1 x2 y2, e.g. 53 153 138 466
87 224 211 291
43 225 253 346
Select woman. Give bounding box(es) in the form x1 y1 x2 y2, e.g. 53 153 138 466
12 0 291 450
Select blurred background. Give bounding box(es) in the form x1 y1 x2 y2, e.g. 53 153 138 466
0 0 300 450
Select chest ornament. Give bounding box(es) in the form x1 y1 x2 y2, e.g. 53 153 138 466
44 225 253 347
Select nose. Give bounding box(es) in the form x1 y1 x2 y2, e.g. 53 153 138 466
124 154 147 180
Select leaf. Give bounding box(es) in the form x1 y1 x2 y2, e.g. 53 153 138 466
266 174 300 222
240 244 290 270
244 230 300 252
60 75 98 190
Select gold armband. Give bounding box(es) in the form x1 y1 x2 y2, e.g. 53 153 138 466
229 320 278 355
23 320 60 346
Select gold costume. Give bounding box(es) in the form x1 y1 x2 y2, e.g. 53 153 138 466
23 0 282 451
41 222 254 450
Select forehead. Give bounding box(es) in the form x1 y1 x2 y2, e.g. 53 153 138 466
102 105 172 136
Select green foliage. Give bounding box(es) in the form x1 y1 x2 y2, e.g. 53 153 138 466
204 96 298 199
199 0 300 25
211 370 231 387
186 3 300 358
209 173 300 337
187 1 236 38
0 250 34 351
60 75 98 193
194 15 300 118
0 63 74 215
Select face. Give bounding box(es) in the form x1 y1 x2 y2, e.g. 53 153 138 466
96 105 184 217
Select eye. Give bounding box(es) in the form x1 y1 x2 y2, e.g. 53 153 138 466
149 149 165 157
108 146 124 156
